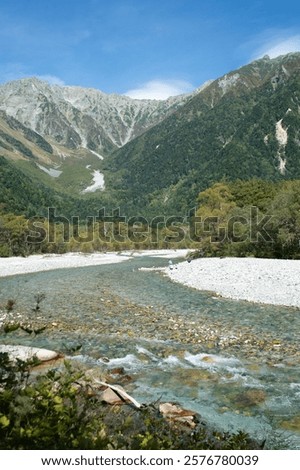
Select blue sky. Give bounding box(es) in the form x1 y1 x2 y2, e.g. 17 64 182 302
1 0 300 99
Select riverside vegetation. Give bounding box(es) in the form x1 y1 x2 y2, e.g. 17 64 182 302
0 353 262 450
1 177 300 259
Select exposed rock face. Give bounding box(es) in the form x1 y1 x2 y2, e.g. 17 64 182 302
0 78 193 157
2 53 300 207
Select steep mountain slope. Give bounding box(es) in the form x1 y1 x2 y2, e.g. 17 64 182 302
0 108 110 196
0 155 72 217
0 77 199 199
0 78 194 156
0 110 54 162
0 155 116 219
2 53 300 218
106 53 300 215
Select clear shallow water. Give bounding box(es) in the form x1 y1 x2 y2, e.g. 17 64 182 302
0 255 300 448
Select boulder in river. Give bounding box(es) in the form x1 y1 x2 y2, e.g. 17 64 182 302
0 345 61 363
100 385 130 405
159 402 199 428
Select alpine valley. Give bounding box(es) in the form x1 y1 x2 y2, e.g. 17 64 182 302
2 52 300 452
1 52 300 219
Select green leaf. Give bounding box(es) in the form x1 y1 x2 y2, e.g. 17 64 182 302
0 415 10 428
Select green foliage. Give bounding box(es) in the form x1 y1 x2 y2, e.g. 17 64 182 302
0 156 73 218
0 354 260 450
0 211 31 256
105 55 300 215
1 177 300 259
191 179 300 259
268 181 300 258
2 322 20 333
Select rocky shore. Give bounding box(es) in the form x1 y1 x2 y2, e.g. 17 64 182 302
1 252 300 445
0 249 189 277
164 257 300 308
1 285 299 365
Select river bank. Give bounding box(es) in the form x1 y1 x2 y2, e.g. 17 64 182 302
164 257 300 308
0 249 189 278
1 255 300 447
3 251 300 309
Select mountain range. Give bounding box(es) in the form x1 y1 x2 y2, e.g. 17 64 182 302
1 52 300 217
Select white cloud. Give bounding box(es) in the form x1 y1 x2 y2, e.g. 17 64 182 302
125 79 194 100
251 32 300 60
36 74 65 86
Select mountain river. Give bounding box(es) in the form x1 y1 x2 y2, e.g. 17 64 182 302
0 254 299 449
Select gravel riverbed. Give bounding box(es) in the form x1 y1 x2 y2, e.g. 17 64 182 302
165 257 300 308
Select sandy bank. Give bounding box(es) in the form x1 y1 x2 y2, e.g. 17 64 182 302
165 257 300 308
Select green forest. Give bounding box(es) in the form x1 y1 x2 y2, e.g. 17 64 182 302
1 175 300 259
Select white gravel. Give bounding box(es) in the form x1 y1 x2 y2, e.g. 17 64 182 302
3 252 297 308
165 257 300 308
0 249 190 278
0 252 131 277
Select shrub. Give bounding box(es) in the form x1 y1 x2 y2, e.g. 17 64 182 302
0 353 261 450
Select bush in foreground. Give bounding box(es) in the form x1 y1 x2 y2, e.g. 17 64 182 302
0 353 260 450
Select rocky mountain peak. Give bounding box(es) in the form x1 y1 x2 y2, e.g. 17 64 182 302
0 77 195 154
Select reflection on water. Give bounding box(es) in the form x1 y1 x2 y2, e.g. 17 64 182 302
0 255 300 448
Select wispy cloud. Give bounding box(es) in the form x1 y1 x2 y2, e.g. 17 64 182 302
0 66 65 86
125 79 194 100
35 75 65 86
250 30 300 60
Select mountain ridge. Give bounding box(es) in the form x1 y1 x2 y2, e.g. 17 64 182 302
1 53 300 216
0 76 198 155
103 52 300 214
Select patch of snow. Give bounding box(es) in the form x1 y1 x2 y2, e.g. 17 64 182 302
86 164 91 169
278 156 287 174
222 136 233 148
282 65 290 77
79 134 88 148
37 164 62 177
264 135 269 145
82 170 105 193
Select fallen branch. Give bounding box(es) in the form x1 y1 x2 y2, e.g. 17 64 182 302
95 380 143 409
